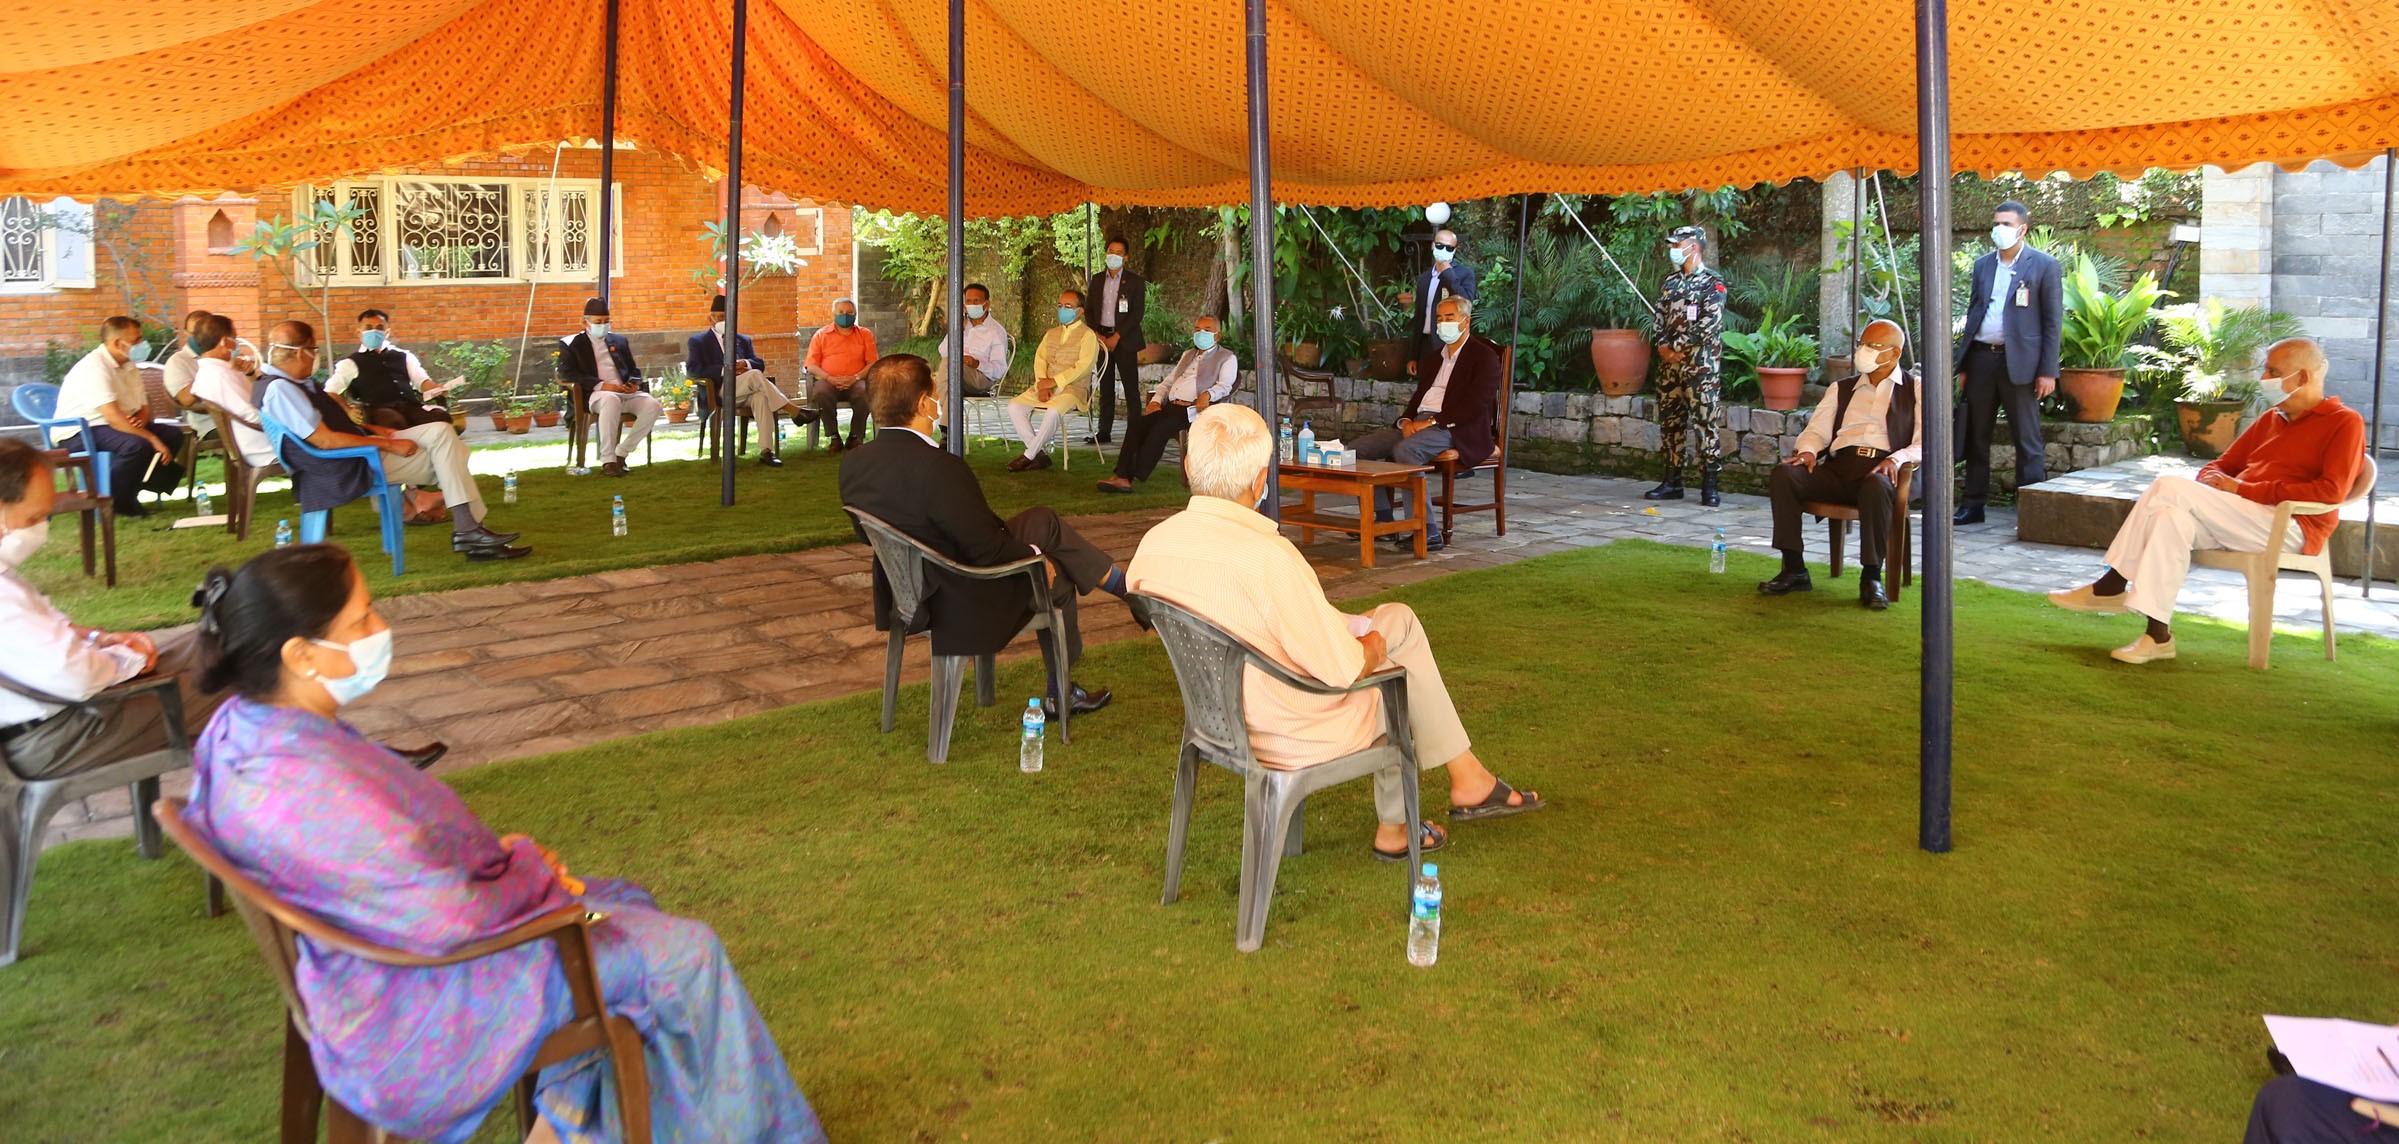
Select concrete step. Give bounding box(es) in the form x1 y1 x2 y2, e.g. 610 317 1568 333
2016 454 2399 582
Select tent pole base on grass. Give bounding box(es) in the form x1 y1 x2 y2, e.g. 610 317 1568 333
1915 0 1955 854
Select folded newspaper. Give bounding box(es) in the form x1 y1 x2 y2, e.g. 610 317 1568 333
2265 1015 2399 1102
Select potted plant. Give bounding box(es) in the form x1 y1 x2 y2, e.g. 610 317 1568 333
1277 306 1328 368
2149 298 2304 457
500 395 536 435
1138 283 1181 366
1589 284 1657 397
434 339 511 432
531 384 563 430
1722 310 1821 411
2057 254 2164 423
655 373 695 423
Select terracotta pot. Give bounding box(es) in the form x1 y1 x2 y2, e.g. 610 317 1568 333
666 404 692 424
533 411 561 428
2058 367 2127 423
502 414 533 435
1755 367 1809 411
487 413 508 431
1137 343 1171 366
1590 329 1652 396
2176 400 2245 458
1822 355 1854 380
1364 338 1410 381
1287 342 1323 368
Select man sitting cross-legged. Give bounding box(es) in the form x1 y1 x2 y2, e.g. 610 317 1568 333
1095 314 1238 495
1127 404 1544 860
839 354 1126 718
1350 296 1502 552
2048 336 2365 664
1757 318 1923 611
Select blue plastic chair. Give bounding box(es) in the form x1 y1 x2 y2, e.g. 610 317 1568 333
9 382 110 499
259 412 407 577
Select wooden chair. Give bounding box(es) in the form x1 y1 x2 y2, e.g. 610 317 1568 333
846 507 1074 763
1807 461 1919 602
565 378 658 472
1272 349 1341 425
36 450 116 586
0 674 195 966
2192 454 2378 669
155 798 651 1144
137 363 202 508
1429 344 1514 543
1131 594 1422 953
191 399 287 542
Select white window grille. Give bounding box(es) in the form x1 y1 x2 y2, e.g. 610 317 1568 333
295 177 619 287
0 196 95 293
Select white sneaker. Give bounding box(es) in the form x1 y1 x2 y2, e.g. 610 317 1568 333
2109 634 2177 664
2048 585 2131 615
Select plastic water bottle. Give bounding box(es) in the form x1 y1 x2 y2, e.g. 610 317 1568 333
1019 699 1045 773
1279 417 1295 463
566 461 591 476
1710 529 1727 575
610 495 627 538
194 486 212 517
1296 421 1317 466
503 471 518 504
274 519 292 548
1407 863 1442 967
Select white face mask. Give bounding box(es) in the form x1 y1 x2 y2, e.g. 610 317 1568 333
964 304 987 320
587 321 611 338
1436 321 1463 345
0 517 48 570
1105 253 1125 271
1852 345 1883 374
1991 224 2022 250
1432 244 1455 264
2260 373 2303 407
713 321 726 336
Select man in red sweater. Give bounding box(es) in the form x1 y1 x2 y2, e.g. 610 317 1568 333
2048 337 2366 663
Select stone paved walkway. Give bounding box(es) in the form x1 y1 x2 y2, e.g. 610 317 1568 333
47 468 2398 847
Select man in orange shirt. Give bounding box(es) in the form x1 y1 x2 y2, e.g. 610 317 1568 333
803 298 879 451
2049 337 2366 663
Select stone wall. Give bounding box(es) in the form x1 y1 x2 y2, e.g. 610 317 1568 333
1295 374 2147 496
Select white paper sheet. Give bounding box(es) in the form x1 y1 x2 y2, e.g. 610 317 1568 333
2265 1015 2399 1102
1346 613 1374 639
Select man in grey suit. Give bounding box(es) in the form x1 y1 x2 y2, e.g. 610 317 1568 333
1952 199 2063 525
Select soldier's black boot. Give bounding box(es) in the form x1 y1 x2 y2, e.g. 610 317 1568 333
1699 466 1721 507
1643 470 1685 500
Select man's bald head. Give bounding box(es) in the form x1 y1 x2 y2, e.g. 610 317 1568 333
1857 319 1905 380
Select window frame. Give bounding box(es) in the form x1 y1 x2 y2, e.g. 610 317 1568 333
295 176 623 288
0 196 96 295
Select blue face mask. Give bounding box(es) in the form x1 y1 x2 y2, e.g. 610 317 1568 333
1105 253 1125 271
359 329 388 352
1057 306 1080 326
310 628 393 707
586 321 610 339
186 335 205 354
1191 330 1217 350
964 304 987 320
833 313 856 329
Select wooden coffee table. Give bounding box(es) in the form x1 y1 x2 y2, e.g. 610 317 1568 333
1278 459 1431 568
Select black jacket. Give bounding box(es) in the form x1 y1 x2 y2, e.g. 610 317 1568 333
556 332 645 404
1084 268 1146 352
1405 261 1480 355
1953 246 2063 383
840 429 1041 656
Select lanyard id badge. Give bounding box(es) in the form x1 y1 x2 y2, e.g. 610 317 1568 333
2014 283 2030 308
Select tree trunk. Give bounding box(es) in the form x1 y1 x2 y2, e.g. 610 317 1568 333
1220 209 1245 329
914 277 941 338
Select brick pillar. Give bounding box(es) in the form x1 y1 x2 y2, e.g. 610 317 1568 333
168 195 262 338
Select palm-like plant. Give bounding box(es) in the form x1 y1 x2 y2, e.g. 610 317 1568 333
2149 298 2304 405
2059 254 2165 370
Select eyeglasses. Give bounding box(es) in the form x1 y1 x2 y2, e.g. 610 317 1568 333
1432 243 1456 253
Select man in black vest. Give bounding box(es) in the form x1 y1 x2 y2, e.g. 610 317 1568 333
1758 319 1921 610
325 308 460 430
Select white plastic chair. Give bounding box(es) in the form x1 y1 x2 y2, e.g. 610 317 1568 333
973 343 1108 471
2191 454 2377 669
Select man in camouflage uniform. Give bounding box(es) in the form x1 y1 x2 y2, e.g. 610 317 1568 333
1645 224 1728 506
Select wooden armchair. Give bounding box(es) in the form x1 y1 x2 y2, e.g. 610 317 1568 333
156 798 652 1144
36 450 115 586
1806 461 1919 602
1428 344 1514 544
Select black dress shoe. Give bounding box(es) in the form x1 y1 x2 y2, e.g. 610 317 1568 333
758 451 784 467
1643 479 1685 501
452 528 521 551
1859 576 1889 610
459 538 532 561
1043 683 1112 718
1757 568 1814 595
1953 505 1986 525
386 741 449 771
118 502 151 519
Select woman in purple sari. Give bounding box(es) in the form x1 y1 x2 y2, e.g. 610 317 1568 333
181 544 824 1144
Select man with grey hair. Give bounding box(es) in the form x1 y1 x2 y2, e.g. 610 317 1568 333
1351 296 1503 550
804 297 880 451
2048 337 2365 663
1128 404 1543 861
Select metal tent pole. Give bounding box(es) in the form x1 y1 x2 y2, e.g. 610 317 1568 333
1507 193 1529 471
1084 202 1094 280
2365 146 2393 595
596 0 619 308
719 0 747 505
1850 167 1864 347
1914 0 1955 854
1245 0 1278 516
944 0 966 454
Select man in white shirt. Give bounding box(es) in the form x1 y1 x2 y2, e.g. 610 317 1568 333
324 308 460 430
161 309 225 441
684 294 807 467
938 282 1012 397
0 437 220 781
1096 315 1238 493
53 316 184 518
1757 319 1923 611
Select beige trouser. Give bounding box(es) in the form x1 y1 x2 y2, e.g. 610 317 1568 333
589 389 663 463
731 372 795 451
1363 602 1473 825
379 422 487 524
2104 475 2301 623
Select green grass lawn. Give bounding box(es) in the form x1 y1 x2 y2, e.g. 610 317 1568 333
2 542 2393 1141
24 444 1186 632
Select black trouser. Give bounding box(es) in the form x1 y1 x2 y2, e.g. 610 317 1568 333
1769 451 1897 571
1958 342 2045 509
2245 1075 2399 1143
1005 506 1114 668
1091 334 1141 442
807 377 870 448
72 424 186 513
1113 403 1193 482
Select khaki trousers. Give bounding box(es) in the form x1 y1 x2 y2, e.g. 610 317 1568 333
1363 602 1473 825
378 422 487 524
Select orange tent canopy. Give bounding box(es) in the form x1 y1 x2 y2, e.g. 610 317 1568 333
4 0 2399 210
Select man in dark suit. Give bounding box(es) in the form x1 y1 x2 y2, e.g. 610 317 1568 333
1085 235 1144 444
1351 297 1501 552
686 294 808 467
839 354 1124 718
557 297 660 476
1953 199 2063 524
1400 227 1479 372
